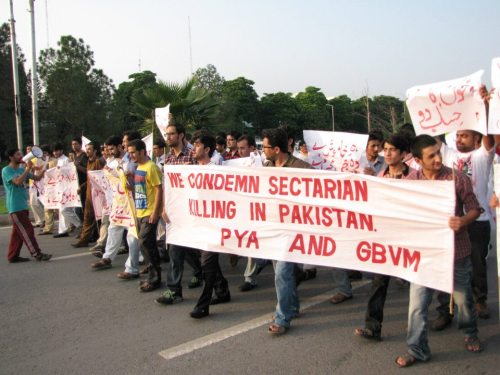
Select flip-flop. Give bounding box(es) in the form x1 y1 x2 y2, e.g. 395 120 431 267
268 323 287 336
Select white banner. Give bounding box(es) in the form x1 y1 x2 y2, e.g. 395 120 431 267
40 163 81 209
488 58 500 134
88 170 113 220
155 104 170 139
223 153 263 167
406 70 487 136
303 130 368 172
164 165 455 293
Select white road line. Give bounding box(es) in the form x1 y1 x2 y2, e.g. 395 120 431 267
52 252 91 261
158 280 371 361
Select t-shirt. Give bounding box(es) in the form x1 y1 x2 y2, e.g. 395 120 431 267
441 143 494 221
134 160 162 218
2 165 33 213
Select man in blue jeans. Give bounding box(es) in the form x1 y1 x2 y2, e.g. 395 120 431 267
395 135 482 367
262 128 313 335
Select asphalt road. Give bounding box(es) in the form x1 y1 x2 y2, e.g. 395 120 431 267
0 224 499 375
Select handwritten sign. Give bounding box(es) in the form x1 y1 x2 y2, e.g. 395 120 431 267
488 58 500 134
303 130 368 172
40 163 81 209
88 170 113 219
406 70 487 136
106 169 138 238
164 165 455 293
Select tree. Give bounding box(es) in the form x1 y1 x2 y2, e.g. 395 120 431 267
193 64 225 98
0 23 32 155
109 70 158 133
328 95 353 133
132 76 218 134
295 86 329 131
38 35 114 144
217 77 259 132
258 92 300 134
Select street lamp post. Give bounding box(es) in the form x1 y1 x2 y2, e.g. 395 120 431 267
326 104 334 132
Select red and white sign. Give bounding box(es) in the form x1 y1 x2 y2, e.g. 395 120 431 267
164 165 455 293
88 170 113 219
406 70 487 136
106 169 137 238
303 130 368 172
40 163 81 209
488 58 500 134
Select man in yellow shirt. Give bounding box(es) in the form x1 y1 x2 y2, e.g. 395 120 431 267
126 139 163 292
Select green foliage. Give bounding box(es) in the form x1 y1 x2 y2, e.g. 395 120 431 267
217 77 259 131
109 70 158 134
258 92 300 134
38 35 115 144
132 76 218 134
295 86 329 131
194 64 225 98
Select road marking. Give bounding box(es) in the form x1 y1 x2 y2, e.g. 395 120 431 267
158 280 371 361
52 252 91 261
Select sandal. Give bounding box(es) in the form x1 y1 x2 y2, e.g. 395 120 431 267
395 353 418 368
354 328 381 341
464 337 483 353
139 281 161 292
268 323 287 336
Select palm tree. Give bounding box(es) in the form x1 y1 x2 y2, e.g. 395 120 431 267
132 77 218 134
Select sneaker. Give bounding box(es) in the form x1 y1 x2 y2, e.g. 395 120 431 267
53 232 69 238
239 282 256 292
35 253 52 261
187 276 202 289
91 251 103 258
91 258 112 270
155 290 183 305
431 314 452 331
476 301 490 319
9 256 30 263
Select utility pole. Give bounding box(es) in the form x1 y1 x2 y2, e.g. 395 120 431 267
326 104 335 131
29 0 40 145
366 95 371 132
390 106 397 133
9 0 23 150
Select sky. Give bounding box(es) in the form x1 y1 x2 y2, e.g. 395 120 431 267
2 0 500 99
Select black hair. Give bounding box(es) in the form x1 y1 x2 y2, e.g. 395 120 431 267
71 137 82 145
167 123 186 137
216 136 226 147
192 133 216 158
40 144 51 153
105 135 122 147
237 134 256 148
53 142 64 152
367 130 384 143
123 130 141 141
7 148 19 158
227 130 241 140
411 135 437 160
154 139 166 148
384 134 410 153
262 128 288 153
128 139 146 152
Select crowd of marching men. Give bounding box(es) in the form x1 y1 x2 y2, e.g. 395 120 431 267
3 90 500 368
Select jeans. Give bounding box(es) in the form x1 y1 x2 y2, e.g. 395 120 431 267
407 257 478 361
166 244 202 296
364 275 391 334
332 268 353 297
273 261 300 328
195 251 229 310
103 223 139 265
